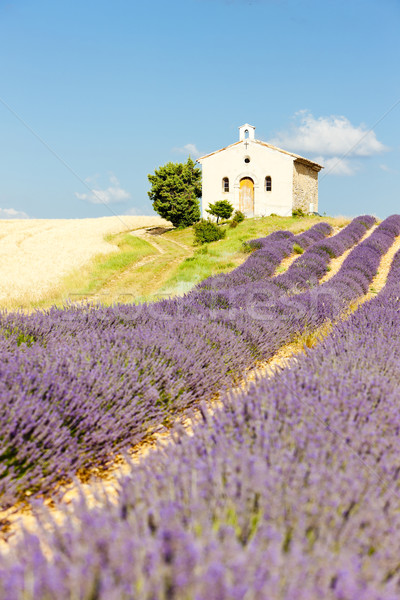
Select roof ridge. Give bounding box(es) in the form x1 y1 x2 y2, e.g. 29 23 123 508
197 139 323 170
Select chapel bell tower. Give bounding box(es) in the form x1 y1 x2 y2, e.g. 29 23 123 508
239 123 256 141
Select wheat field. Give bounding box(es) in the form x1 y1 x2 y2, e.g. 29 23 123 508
0 215 170 305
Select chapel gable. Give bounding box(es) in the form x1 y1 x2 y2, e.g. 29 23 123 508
197 124 323 218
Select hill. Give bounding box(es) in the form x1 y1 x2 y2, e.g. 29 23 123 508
0 214 349 310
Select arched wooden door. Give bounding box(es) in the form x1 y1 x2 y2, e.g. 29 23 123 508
239 177 254 216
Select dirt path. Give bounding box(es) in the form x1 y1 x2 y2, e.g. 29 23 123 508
159 237 192 251
258 230 400 377
130 228 167 254
91 222 346 304
351 233 400 308
318 223 377 283
272 225 340 275
132 228 192 252
91 227 194 303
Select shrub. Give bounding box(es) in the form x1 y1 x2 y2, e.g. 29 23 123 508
193 220 226 245
292 208 306 218
230 210 245 228
206 200 234 224
293 243 304 254
242 240 261 253
233 210 245 223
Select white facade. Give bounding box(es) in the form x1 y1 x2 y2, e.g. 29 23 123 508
197 124 323 218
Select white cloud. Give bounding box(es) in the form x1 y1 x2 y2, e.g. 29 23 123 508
272 110 388 158
173 143 201 158
124 206 148 216
75 174 131 205
81 173 100 185
379 164 397 173
0 207 29 219
312 155 359 176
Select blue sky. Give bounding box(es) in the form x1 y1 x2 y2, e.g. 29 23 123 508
0 0 399 220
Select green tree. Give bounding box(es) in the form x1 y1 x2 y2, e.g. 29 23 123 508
206 200 234 224
148 158 202 228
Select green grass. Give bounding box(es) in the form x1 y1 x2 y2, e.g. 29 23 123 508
8 214 350 311
293 243 304 254
158 215 349 297
80 233 157 294
19 233 157 310
159 244 237 296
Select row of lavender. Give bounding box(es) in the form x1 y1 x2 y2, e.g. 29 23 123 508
197 216 374 293
186 215 393 360
275 214 375 293
4 223 400 598
197 221 333 289
0 218 384 507
193 216 375 313
0 222 333 504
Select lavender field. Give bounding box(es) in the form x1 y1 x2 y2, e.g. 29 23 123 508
1 215 400 599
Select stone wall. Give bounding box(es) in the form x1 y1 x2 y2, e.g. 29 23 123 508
292 161 319 213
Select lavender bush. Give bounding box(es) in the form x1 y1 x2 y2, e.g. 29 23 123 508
0 215 393 507
195 217 374 306
199 222 333 290
2 237 400 598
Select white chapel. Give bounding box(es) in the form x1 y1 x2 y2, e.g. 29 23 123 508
197 124 323 218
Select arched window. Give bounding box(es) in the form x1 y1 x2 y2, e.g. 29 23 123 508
244 129 249 139
222 177 229 193
265 176 272 192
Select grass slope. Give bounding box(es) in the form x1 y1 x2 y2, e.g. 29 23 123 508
158 215 349 298
28 234 157 310
24 215 350 310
